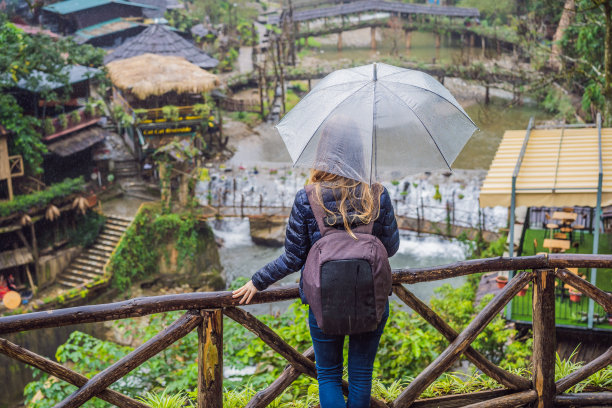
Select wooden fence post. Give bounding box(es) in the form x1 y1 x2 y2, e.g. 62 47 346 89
198 309 223 408
532 269 556 408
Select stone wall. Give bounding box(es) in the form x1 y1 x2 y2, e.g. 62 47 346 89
37 247 81 289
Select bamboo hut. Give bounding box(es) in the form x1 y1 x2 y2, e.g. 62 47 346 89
106 54 221 155
106 53 219 103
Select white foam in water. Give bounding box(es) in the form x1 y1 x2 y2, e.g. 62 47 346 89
208 218 253 248
395 233 468 262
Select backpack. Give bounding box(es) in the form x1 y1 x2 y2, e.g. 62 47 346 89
302 184 392 335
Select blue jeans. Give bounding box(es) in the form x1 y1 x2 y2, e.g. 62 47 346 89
308 302 389 408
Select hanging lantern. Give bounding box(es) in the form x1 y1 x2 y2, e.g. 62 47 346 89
72 196 88 215
45 205 61 221
20 214 32 226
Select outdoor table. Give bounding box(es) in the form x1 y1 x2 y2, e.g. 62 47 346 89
543 238 570 253
552 211 577 224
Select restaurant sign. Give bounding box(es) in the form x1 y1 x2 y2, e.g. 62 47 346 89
141 125 195 136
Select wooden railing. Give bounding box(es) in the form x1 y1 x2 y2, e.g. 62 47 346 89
0 254 611 408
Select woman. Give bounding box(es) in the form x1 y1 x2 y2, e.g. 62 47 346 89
233 167 399 407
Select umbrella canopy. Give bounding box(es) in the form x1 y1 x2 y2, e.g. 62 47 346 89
106 53 219 99
275 63 477 183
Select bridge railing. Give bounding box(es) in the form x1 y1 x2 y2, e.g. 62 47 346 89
0 254 611 408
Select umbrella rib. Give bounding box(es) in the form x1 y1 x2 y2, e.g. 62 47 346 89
378 82 452 171
290 81 374 169
380 76 477 127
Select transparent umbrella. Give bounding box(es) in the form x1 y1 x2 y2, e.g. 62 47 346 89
275 62 478 183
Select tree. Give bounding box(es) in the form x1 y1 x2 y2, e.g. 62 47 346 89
560 0 608 122
0 15 105 174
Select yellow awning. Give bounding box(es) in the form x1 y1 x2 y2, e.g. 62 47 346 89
480 126 612 208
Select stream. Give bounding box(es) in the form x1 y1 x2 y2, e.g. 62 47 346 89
1 29 555 408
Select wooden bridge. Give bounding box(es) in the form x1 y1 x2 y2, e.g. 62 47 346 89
200 204 501 242
267 0 479 25
0 255 610 407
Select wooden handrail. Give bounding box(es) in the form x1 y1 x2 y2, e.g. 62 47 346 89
1 255 611 408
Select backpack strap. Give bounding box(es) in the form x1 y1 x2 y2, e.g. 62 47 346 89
305 185 335 237
305 184 382 237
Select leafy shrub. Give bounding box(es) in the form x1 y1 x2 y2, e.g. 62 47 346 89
108 204 216 291
68 211 106 248
0 177 85 218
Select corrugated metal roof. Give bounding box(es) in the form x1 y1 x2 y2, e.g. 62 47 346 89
480 127 612 208
46 126 107 157
74 17 141 40
43 0 157 15
0 248 33 271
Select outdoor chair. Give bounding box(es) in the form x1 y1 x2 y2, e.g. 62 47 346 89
554 232 568 240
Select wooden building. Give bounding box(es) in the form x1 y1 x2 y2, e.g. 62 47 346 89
7 65 110 184
0 126 24 201
106 53 220 158
42 0 158 35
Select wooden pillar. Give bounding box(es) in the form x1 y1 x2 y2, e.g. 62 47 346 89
532 269 556 408
404 29 412 50
178 173 189 207
370 26 376 50
29 223 39 281
304 36 309 47
435 32 441 48
470 34 475 47
481 36 486 57
6 177 13 201
158 163 171 208
198 309 223 408
337 31 343 52
485 85 490 105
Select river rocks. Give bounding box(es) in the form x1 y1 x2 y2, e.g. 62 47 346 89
249 215 287 247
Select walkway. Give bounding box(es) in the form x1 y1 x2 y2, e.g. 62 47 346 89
266 0 479 24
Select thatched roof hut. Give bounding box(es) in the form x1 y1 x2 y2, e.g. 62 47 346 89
103 24 218 69
106 53 220 100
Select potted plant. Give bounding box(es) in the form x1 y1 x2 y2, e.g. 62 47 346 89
58 113 68 130
162 105 180 122
517 284 529 297
569 289 582 303
70 110 81 125
42 117 55 135
495 275 508 289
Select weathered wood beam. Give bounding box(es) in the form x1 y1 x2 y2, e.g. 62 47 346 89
410 389 511 408
393 272 533 407
223 307 317 378
554 392 612 405
0 338 150 408
225 308 387 408
461 390 537 408
532 269 556 408
556 268 612 313
556 346 612 393
393 254 612 284
54 311 202 408
0 286 299 335
3 255 612 335
245 347 315 408
198 309 223 408
392 284 531 391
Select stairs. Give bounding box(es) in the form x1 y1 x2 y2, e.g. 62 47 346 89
113 160 139 179
56 215 133 288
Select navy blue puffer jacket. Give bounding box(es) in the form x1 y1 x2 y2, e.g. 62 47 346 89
251 185 400 302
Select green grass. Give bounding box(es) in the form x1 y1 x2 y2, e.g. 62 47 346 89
521 228 612 291
513 228 612 330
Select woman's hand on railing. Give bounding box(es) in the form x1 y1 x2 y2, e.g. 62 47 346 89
232 280 258 304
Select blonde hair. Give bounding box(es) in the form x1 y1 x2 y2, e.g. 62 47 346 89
308 169 382 239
